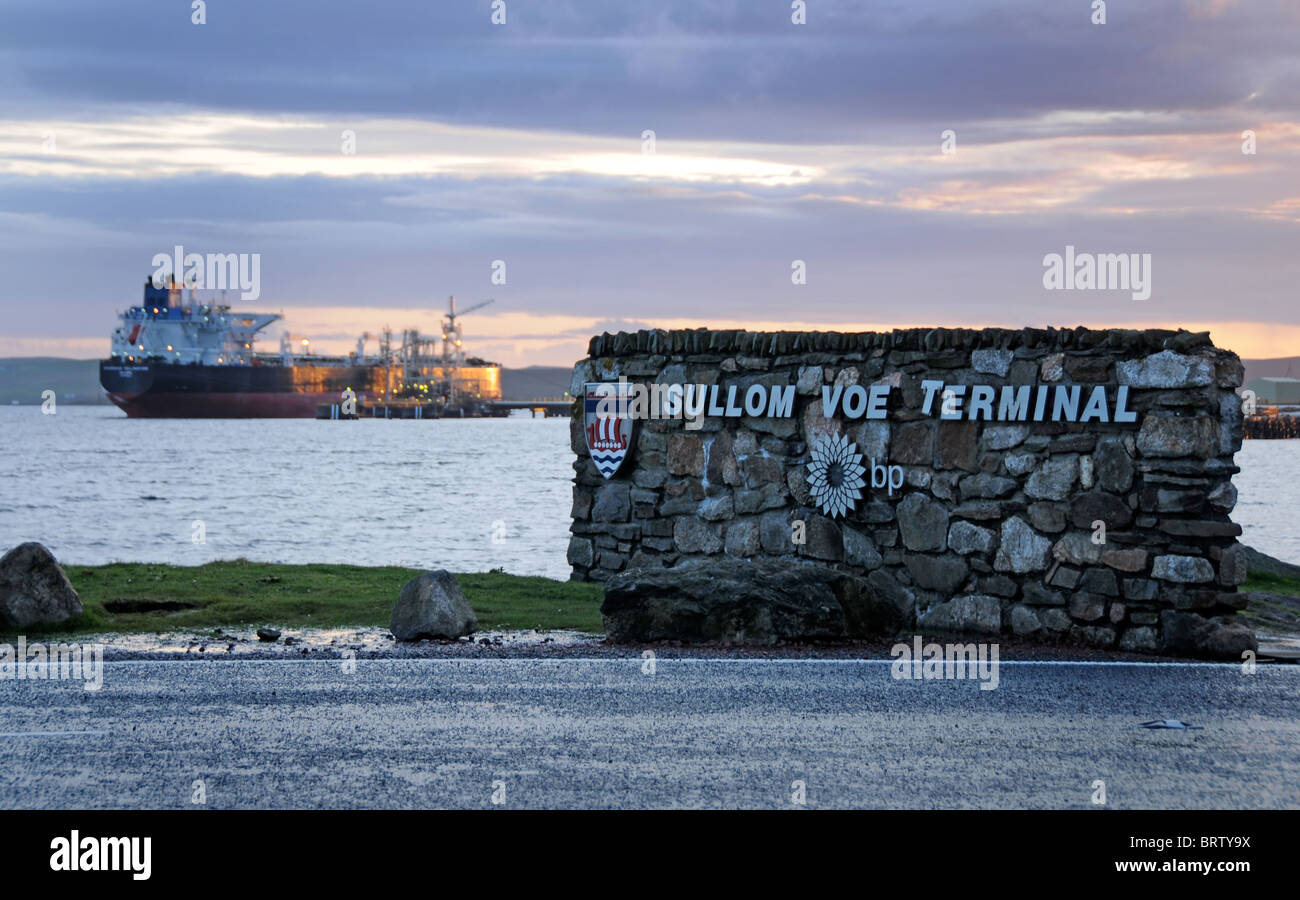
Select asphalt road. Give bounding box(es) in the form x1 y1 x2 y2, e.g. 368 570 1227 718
2 658 1297 809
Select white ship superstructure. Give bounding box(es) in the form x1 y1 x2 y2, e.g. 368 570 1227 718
109 279 280 366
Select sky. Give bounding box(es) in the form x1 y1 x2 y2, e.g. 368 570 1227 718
1 0 1297 366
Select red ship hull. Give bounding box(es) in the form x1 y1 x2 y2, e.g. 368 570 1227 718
100 360 387 418
104 390 341 418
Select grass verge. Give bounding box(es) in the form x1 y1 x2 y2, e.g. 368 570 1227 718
5 560 604 636
1243 571 1300 597
1240 572 1300 634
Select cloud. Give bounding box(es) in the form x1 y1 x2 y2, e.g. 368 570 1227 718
3 0 1298 137
2 0 1299 359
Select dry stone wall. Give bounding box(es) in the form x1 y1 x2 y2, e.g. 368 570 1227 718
568 327 1255 658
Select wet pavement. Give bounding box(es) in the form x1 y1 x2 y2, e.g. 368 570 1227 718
1 656 1297 809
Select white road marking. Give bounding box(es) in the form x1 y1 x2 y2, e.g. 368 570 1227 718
92 657 1298 669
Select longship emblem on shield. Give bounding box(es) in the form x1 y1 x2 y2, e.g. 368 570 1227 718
584 382 635 479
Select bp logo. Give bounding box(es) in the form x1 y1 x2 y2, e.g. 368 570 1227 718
806 433 866 518
584 382 635 479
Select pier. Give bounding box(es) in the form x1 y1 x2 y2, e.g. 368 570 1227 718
317 397 571 420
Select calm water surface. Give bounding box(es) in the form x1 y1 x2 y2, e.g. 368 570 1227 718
1 407 1297 577
0 407 575 579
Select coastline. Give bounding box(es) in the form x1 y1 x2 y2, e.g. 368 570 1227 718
14 626 1298 663
4 557 1296 663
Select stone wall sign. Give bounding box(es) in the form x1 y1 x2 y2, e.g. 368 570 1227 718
568 327 1255 658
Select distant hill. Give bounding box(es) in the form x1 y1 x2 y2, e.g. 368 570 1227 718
0 358 575 405
0 358 109 405
499 365 573 401
1242 356 1300 384
3 355 1290 406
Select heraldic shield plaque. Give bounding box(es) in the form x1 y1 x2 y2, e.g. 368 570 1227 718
583 382 635 479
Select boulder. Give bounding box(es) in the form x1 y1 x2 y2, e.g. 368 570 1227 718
917 594 1002 636
0 542 82 629
602 558 908 644
390 571 477 641
1159 611 1257 660
866 569 916 628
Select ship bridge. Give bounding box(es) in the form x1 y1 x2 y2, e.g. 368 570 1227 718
110 278 281 365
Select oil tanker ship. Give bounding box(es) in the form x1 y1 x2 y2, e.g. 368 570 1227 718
99 278 501 418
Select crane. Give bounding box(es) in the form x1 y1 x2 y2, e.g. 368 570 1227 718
440 296 494 371
437 295 494 409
